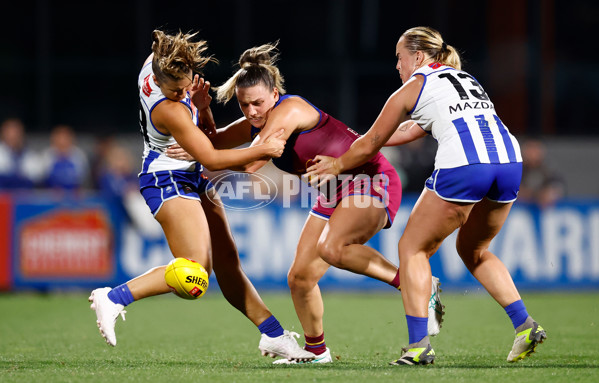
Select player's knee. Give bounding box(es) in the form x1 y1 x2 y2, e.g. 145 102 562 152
398 241 431 263
316 239 345 268
456 240 486 270
287 265 318 292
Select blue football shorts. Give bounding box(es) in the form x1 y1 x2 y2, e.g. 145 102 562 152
139 169 214 216
425 162 522 203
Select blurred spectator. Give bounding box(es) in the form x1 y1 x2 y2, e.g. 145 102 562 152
98 141 162 237
97 143 137 199
40 124 91 191
518 138 565 207
0 118 43 189
90 135 117 190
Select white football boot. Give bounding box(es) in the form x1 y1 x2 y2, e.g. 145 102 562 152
390 337 435 365
507 316 546 362
89 287 127 346
259 330 316 362
428 276 445 336
273 347 332 364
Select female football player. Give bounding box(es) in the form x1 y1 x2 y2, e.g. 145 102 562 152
305 26 546 365
88 29 315 363
167 42 444 364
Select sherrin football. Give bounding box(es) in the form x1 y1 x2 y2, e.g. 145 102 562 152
164 257 209 300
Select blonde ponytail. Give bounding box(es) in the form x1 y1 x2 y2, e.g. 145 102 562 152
402 26 461 70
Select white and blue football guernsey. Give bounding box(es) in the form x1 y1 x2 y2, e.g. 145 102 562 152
137 62 213 215
409 63 522 170
137 62 200 174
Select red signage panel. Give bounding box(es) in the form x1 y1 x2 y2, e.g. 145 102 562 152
0 194 12 289
19 209 113 278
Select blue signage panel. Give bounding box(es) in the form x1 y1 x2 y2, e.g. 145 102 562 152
8 192 599 291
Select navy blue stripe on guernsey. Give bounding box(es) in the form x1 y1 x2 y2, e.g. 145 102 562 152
452 117 479 164
408 67 454 115
494 115 517 162
149 98 170 136
180 96 194 119
142 150 160 173
475 115 499 163
408 75 427 115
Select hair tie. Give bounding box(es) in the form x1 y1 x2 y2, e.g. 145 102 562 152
441 42 447 51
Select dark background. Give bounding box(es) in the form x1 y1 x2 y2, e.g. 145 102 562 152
1 0 597 136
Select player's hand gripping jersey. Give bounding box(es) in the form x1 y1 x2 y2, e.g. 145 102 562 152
410 63 522 170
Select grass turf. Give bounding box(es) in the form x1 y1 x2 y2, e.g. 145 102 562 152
0 291 597 382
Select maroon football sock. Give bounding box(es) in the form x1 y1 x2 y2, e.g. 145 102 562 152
304 333 327 355
389 269 401 289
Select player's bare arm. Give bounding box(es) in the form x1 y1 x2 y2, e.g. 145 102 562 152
304 76 422 186
384 120 428 147
210 117 253 149
243 98 317 173
152 101 284 171
165 118 254 162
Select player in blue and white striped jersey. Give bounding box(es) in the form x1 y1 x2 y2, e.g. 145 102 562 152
89 30 315 363
305 26 546 365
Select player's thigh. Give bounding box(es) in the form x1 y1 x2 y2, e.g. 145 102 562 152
200 189 240 269
155 196 212 269
289 215 330 282
457 198 513 256
323 195 388 246
400 188 473 257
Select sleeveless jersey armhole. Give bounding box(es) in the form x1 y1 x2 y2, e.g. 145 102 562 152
408 74 427 115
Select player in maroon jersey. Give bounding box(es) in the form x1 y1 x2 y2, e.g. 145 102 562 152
167 42 443 364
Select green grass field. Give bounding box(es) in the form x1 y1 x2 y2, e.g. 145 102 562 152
1 290 597 382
